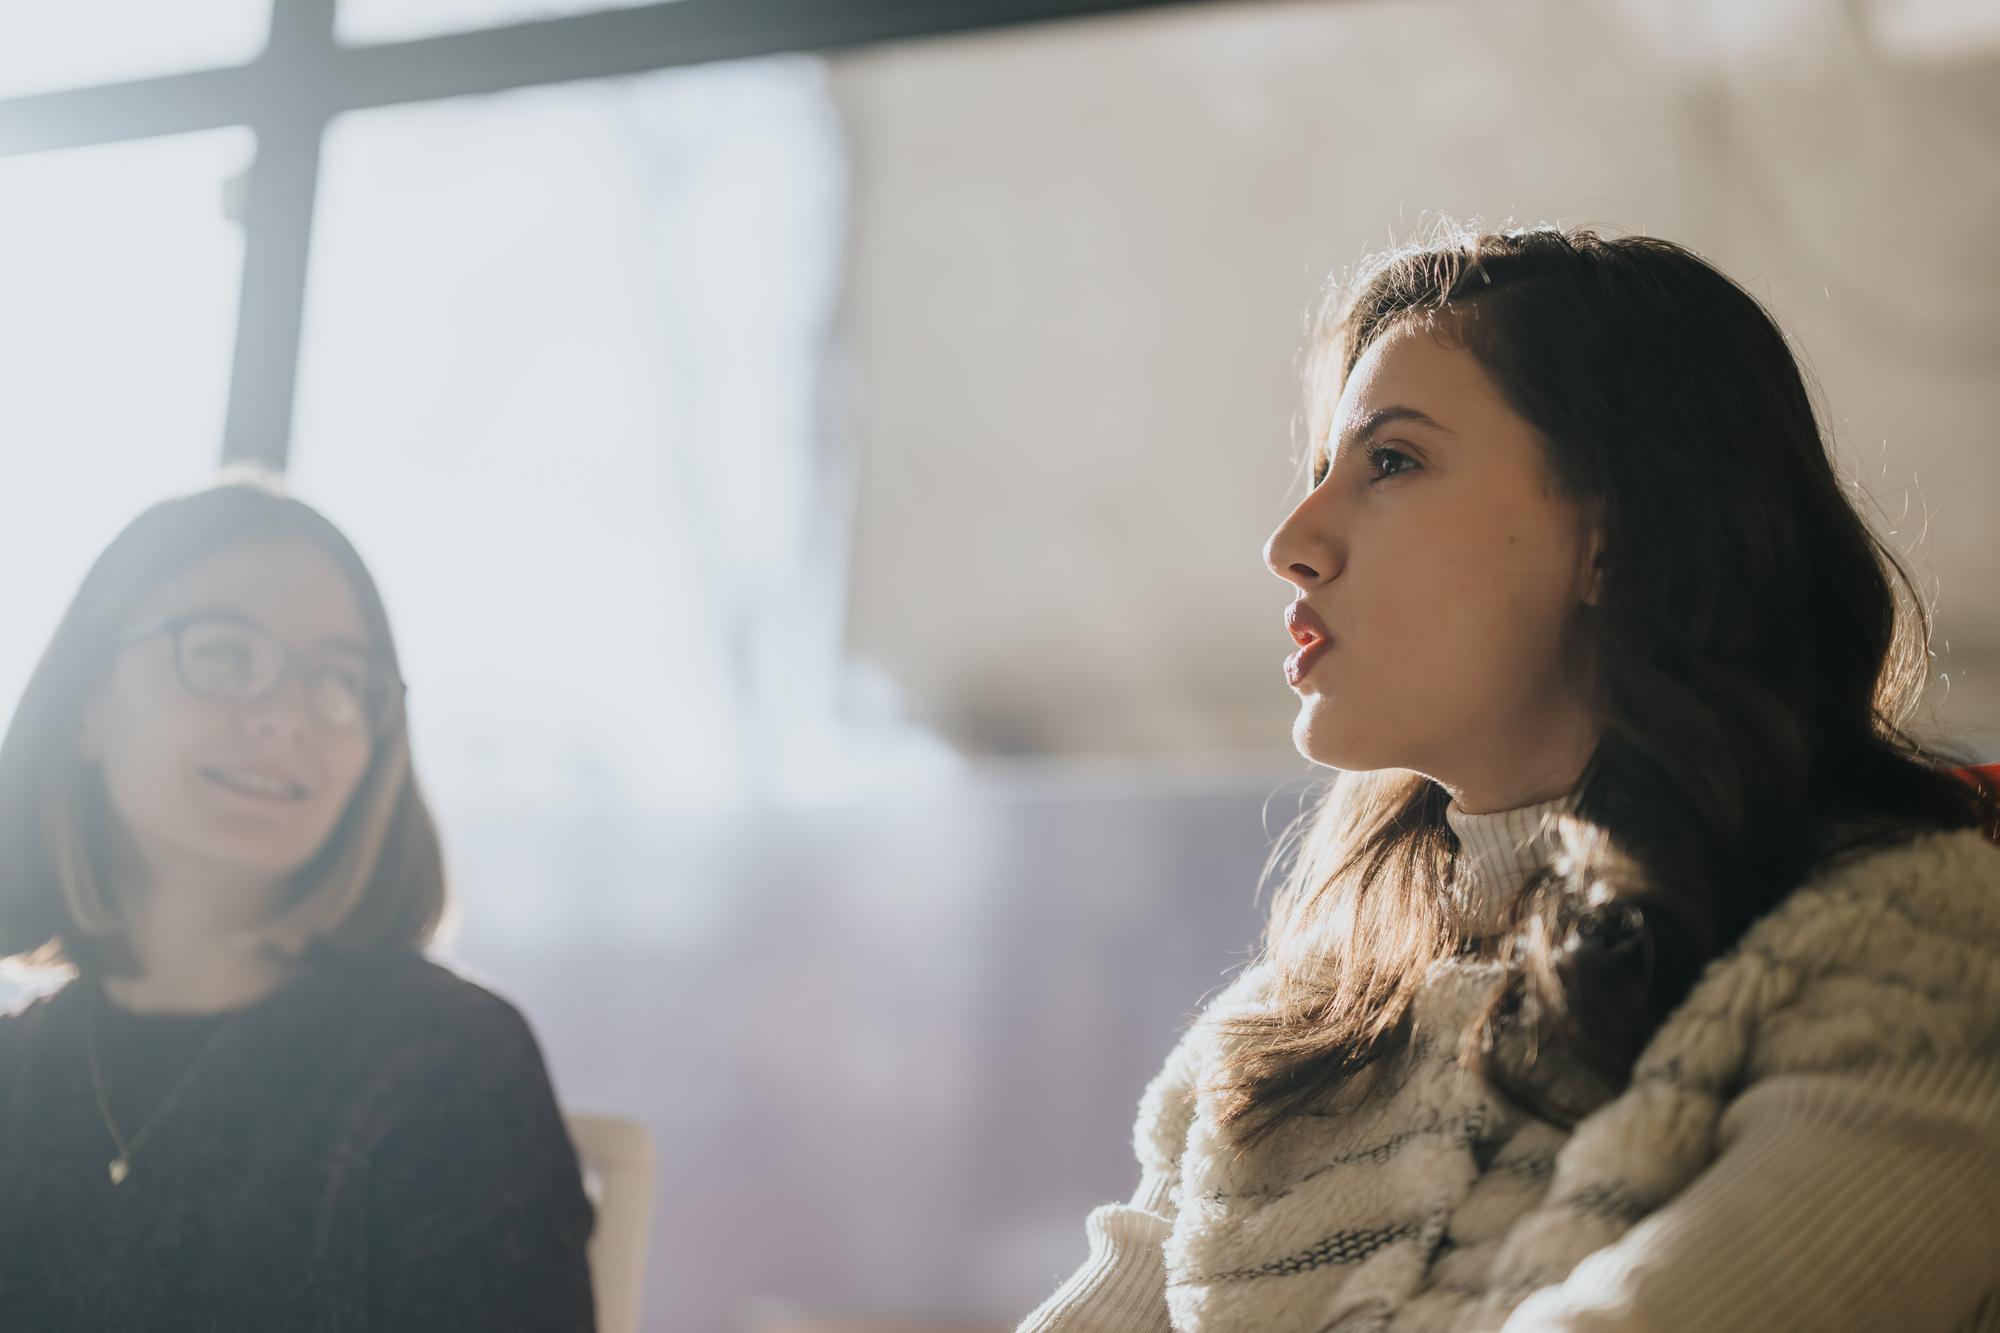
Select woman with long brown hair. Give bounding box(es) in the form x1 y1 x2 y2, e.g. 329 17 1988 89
0 482 594 1331
1024 227 2000 1333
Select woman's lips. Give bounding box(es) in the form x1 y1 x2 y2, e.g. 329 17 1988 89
200 764 310 801
1284 600 1332 687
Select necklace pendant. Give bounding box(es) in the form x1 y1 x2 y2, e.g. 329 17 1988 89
108 1158 129 1185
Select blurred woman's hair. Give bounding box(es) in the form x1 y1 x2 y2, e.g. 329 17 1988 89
1216 224 2000 1138
0 480 444 971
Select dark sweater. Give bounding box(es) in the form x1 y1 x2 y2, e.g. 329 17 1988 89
0 954 596 1332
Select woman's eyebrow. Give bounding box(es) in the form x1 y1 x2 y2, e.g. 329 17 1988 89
313 633 371 656
1343 405 1452 446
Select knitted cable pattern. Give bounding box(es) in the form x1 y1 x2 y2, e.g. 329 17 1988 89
1036 827 2000 1333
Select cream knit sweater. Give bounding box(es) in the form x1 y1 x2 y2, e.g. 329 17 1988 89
1020 801 2000 1333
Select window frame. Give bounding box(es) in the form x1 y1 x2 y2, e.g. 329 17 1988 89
0 0 1193 470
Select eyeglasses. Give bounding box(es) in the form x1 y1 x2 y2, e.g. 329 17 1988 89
118 614 403 736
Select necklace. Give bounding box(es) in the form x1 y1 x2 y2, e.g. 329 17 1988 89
84 988 239 1185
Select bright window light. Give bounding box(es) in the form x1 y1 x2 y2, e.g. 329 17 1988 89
0 128 252 719
336 0 663 47
289 57 952 830
0 2 270 99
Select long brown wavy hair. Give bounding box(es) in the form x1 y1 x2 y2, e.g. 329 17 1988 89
1216 225 2000 1139
0 481 445 973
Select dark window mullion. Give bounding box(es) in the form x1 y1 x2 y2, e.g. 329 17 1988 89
220 0 337 470
220 113 325 470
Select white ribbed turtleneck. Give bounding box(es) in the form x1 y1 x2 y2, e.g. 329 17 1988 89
1444 794 1571 934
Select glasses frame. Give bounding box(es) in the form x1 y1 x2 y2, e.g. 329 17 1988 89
117 612 404 737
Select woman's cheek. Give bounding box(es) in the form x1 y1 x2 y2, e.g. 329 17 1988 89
326 738 374 813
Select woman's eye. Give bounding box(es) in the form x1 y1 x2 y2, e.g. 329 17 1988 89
323 664 366 694
187 642 255 686
1367 445 1419 481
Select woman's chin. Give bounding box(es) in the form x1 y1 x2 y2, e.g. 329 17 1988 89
1290 698 1392 772
1290 699 1345 768
174 832 326 884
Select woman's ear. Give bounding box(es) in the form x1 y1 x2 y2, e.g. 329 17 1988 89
1578 509 1607 608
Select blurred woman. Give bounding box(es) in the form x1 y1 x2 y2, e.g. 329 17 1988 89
0 482 594 1331
1024 227 2000 1333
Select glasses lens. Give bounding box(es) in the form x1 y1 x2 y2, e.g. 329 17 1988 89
177 620 286 702
306 666 371 733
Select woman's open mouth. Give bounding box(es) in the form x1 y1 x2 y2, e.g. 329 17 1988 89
1283 600 1332 687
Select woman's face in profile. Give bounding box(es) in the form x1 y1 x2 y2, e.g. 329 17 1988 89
1264 326 1597 801
81 539 376 885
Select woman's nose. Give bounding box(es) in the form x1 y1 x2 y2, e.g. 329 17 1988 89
242 674 315 740
1264 492 1340 589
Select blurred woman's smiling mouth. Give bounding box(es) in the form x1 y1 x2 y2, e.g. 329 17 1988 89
198 763 311 802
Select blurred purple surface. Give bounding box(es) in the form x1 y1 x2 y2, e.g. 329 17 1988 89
441 767 1305 1333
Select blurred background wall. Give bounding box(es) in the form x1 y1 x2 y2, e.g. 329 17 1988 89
835 0 2000 758
0 2 1996 1332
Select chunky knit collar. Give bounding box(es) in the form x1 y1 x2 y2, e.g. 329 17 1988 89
1445 795 1571 934
1124 830 2000 1333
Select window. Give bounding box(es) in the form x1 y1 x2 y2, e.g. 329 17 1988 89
0 1 269 99
0 128 253 712
290 57 952 820
337 0 659 47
